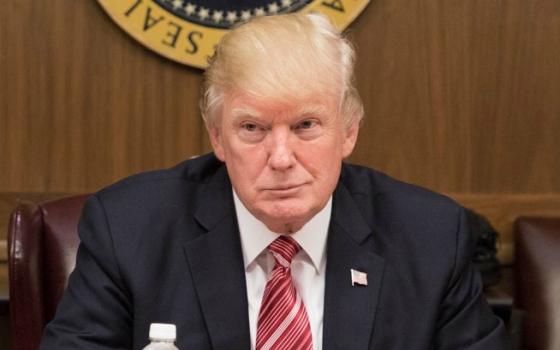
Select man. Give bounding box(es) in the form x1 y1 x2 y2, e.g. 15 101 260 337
40 12 509 349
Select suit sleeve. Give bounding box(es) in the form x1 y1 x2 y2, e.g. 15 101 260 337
433 207 510 349
39 195 133 349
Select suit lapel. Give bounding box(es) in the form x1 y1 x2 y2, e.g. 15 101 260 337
183 166 251 350
323 183 386 350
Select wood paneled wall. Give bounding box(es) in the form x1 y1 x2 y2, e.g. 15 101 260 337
349 0 560 193
1 0 560 264
1 1 204 192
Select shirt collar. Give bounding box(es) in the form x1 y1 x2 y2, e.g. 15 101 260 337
233 189 331 273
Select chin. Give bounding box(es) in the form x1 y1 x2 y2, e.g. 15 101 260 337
263 219 306 234
258 202 316 233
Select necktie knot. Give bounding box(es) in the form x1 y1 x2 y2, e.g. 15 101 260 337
268 235 301 268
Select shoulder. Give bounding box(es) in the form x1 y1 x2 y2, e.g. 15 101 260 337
99 153 222 194
340 162 461 223
338 163 468 269
94 153 224 204
339 163 471 287
86 153 226 235
77 153 227 260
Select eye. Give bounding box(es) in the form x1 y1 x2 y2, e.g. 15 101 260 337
241 122 259 132
293 118 322 140
238 121 266 142
297 120 316 129
294 119 320 131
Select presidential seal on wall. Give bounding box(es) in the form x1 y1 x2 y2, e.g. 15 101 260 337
96 0 370 69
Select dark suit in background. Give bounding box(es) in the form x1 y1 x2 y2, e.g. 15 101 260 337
39 153 508 349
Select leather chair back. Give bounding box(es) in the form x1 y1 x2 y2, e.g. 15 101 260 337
514 216 560 350
8 195 88 350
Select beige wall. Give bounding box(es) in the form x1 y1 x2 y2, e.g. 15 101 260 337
2 0 560 263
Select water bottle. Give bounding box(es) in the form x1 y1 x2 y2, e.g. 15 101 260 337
142 323 179 350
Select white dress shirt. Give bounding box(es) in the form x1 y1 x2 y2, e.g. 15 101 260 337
233 190 331 350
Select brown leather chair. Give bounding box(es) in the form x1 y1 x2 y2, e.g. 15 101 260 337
8 194 88 350
514 216 560 350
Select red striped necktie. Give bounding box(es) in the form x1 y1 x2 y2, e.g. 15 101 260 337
256 236 313 350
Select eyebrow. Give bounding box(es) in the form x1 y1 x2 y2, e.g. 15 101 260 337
230 107 262 119
229 103 329 120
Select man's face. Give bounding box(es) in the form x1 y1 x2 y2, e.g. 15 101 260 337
209 93 358 233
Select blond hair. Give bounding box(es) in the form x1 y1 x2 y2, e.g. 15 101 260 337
201 12 364 129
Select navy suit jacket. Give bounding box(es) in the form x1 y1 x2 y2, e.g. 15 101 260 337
40 153 508 349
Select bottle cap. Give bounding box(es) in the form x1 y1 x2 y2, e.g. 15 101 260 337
149 323 176 341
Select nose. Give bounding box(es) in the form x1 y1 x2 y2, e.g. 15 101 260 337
267 128 295 171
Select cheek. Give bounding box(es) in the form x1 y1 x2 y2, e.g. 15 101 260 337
306 144 344 185
300 139 344 169
227 146 267 181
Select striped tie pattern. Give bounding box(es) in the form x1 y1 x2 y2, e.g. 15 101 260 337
256 236 313 350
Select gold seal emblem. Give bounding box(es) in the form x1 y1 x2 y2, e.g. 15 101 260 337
96 0 370 69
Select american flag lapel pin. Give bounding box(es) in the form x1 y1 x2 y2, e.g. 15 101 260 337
351 268 368 286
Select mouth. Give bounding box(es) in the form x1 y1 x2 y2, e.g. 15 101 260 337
269 184 303 190
263 183 307 196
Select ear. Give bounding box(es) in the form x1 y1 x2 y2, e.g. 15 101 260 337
342 120 359 159
207 123 226 161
